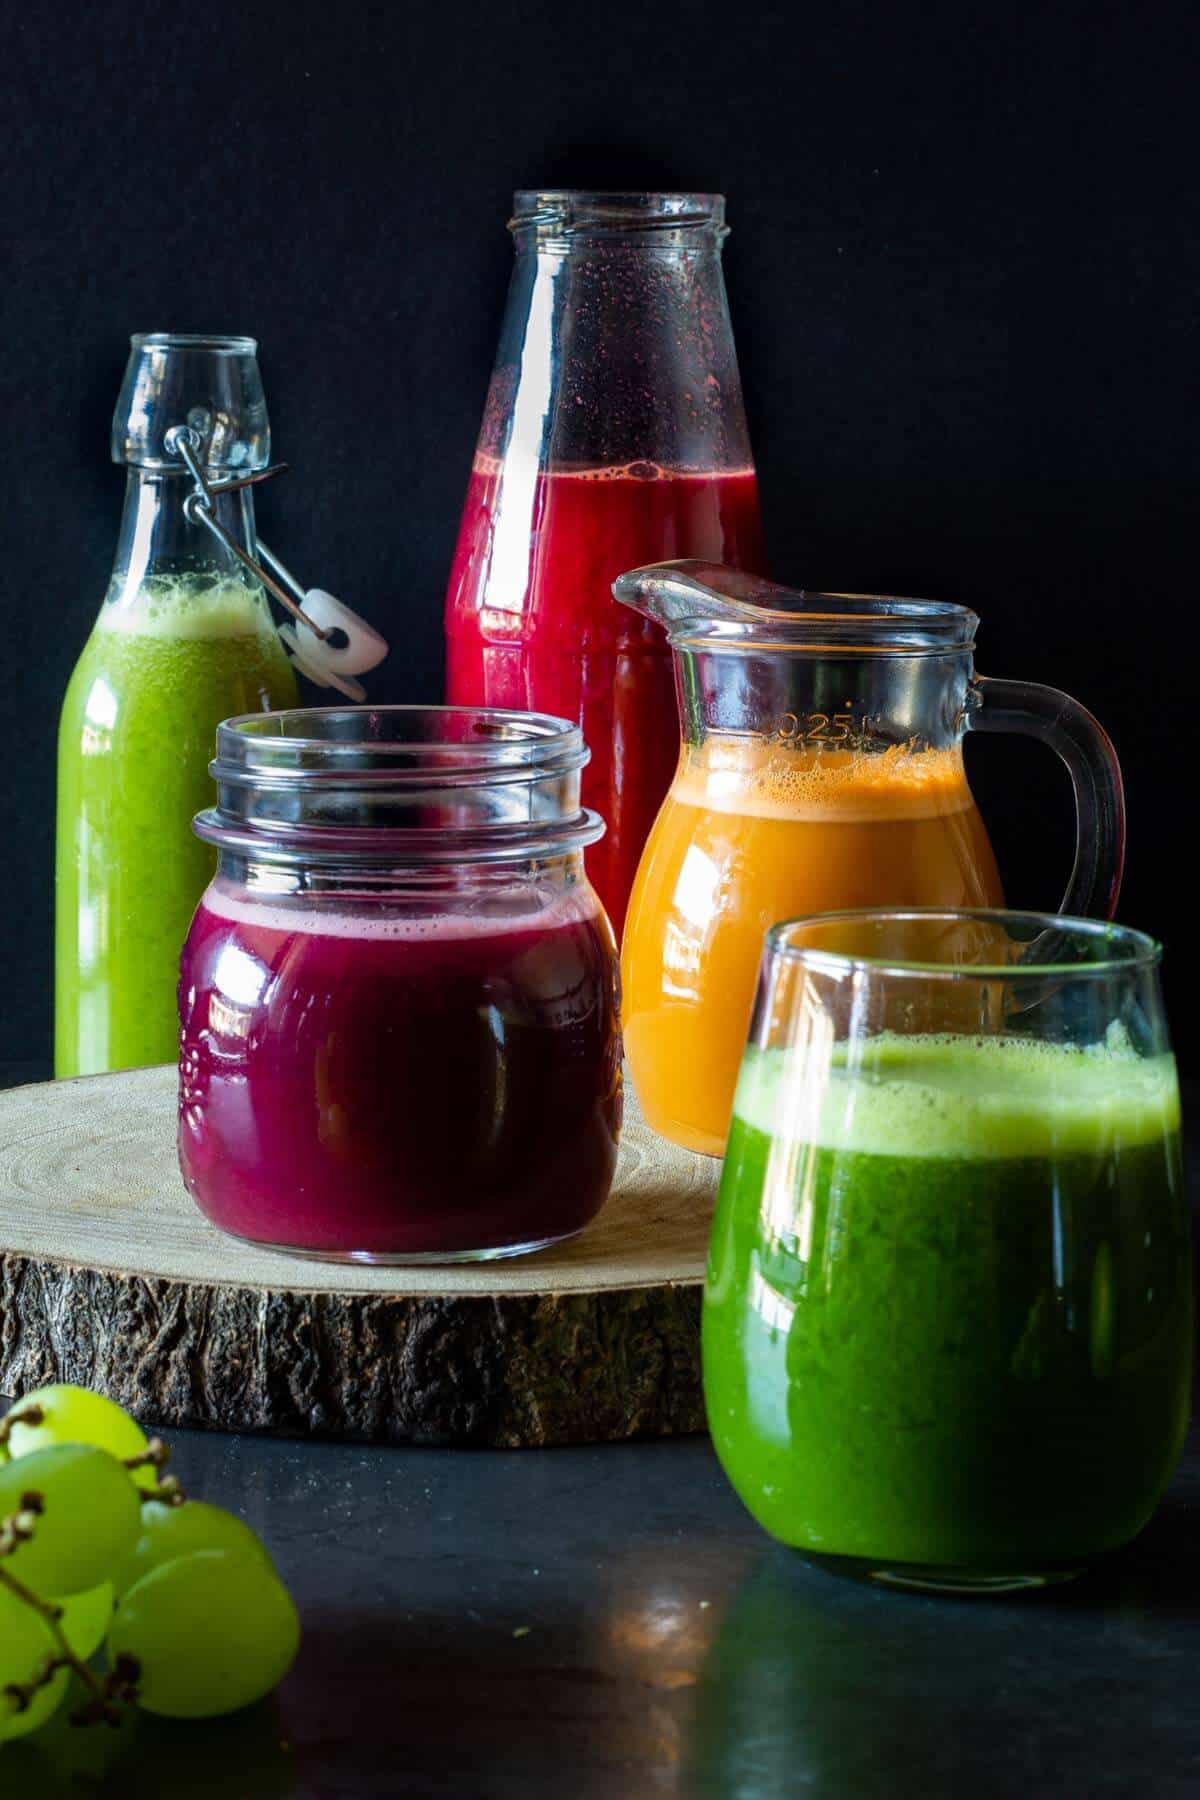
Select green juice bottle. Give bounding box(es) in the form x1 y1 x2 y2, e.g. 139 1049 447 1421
55 334 299 1077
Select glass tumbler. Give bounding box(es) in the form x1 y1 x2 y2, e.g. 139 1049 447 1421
702 908 1191 1592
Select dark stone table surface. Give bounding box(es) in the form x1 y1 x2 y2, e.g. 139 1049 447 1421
2 1064 1198 1798
3 1418 1199 1799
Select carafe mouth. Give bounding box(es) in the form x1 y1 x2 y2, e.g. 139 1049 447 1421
615 560 978 653
195 705 605 866
511 191 727 247
130 332 258 354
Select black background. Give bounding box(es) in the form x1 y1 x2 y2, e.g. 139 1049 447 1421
2 0 1195 1068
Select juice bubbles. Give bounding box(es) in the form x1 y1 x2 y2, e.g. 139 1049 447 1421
56 580 297 1076
621 739 1003 1155
703 1033 1191 1576
445 460 764 936
179 879 621 1259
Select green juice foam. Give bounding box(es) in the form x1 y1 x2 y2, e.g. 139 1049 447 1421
94 575 287 640
732 1028 1181 1161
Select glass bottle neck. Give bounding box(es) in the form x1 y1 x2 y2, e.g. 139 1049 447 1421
512 235 727 264
483 225 753 473
509 191 727 254
108 470 260 603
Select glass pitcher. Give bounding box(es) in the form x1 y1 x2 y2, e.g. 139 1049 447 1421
444 192 765 937
616 561 1125 1155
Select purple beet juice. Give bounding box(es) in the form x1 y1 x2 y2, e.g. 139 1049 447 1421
178 878 622 1260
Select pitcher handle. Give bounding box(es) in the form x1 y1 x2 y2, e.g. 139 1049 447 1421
967 676 1126 920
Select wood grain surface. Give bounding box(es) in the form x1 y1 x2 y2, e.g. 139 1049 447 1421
0 1068 719 1447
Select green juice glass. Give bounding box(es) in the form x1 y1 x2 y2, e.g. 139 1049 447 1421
702 908 1192 1593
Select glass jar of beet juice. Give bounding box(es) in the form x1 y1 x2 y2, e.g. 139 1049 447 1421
178 707 623 1263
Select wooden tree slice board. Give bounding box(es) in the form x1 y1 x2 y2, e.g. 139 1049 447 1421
0 1067 719 1448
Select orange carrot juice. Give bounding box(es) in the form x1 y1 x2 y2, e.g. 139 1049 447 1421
621 736 1003 1155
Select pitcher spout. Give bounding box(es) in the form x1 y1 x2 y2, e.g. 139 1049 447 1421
614 561 980 653
612 560 800 629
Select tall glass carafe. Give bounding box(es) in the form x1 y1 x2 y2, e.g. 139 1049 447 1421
616 561 1125 1155
444 191 765 937
55 333 299 1077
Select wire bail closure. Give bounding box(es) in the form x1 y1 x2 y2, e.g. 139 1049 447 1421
165 423 389 700
165 423 327 641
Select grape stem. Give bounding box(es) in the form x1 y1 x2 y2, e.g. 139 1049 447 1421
2 1649 70 1717
124 1436 170 1475
124 1439 188 1505
0 1510 134 1727
142 1474 187 1506
0 1491 43 1557
0 1404 44 1450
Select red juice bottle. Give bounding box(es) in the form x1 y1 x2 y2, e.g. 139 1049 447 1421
445 192 765 937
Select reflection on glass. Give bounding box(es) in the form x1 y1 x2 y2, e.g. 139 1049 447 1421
81 674 118 751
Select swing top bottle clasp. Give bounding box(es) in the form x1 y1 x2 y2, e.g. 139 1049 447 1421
164 422 388 702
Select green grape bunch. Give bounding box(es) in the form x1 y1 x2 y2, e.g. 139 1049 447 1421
0 1383 299 1746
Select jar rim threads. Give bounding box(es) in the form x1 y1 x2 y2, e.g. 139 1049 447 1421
194 705 606 867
